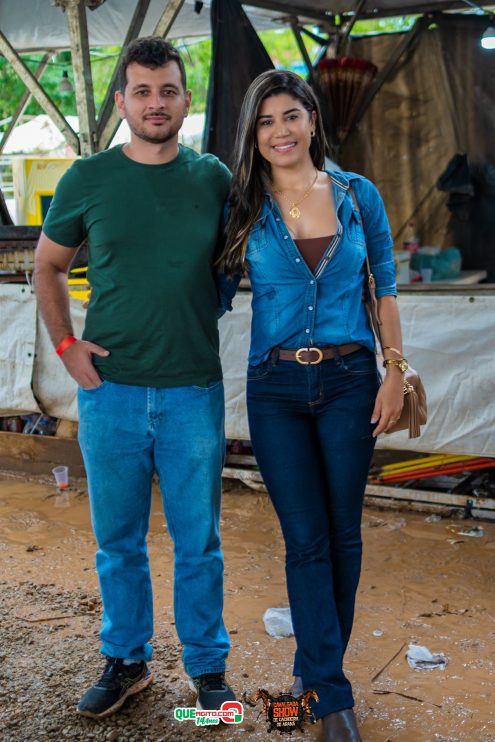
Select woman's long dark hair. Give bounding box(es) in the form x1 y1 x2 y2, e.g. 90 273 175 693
218 70 328 276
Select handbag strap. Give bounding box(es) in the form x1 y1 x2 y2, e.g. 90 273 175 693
348 185 383 344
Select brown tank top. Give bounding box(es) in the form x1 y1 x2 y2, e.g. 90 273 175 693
294 235 334 273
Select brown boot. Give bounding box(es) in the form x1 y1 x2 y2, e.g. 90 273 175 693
288 675 304 696
321 709 362 741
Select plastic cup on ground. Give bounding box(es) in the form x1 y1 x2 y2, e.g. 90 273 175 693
420 268 433 283
52 465 69 490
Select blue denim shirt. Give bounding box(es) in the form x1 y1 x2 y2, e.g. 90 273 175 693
219 170 397 366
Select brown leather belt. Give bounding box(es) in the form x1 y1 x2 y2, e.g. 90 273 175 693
278 343 362 365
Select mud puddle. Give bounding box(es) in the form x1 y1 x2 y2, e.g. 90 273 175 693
1 473 494 741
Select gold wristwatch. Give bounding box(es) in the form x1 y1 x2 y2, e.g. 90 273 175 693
383 357 409 373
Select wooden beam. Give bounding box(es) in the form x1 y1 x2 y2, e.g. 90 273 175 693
364 495 495 521
153 0 187 38
63 0 97 156
343 1 488 19
365 483 495 512
222 466 267 492
0 54 51 154
0 30 79 152
248 0 487 21
97 0 152 151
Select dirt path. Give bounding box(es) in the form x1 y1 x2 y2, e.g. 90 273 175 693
0 472 494 741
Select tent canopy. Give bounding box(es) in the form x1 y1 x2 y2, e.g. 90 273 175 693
1 0 493 52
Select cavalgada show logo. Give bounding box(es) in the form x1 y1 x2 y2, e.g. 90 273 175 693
254 688 318 734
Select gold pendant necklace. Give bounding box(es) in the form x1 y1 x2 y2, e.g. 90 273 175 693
273 169 318 220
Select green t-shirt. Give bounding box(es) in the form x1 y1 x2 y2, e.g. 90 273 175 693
43 145 231 387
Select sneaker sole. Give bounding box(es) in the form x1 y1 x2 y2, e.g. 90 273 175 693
187 678 204 709
77 671 154 719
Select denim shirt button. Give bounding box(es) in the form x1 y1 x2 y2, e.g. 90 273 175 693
295 258 301 263
305 328 310 333
308 306 313 310
284 235 289 240
310 280 314 285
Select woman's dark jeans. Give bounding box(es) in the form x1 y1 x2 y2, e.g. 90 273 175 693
247 347 380 719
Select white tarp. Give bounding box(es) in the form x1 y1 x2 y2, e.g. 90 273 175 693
1 286 495 457
0 284 40 415
0 0 279 51
31 294 85 422
220 292 495 457
0 0 469 52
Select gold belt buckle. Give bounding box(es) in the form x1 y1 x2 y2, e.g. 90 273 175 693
295 347 323 365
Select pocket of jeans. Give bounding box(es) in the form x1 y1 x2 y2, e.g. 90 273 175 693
79 380 107 392
340 349 377 375
191 379 223 392
247 363 271 381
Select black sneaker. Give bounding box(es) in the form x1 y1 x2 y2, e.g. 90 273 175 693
77 658 153 718
189 672 236 710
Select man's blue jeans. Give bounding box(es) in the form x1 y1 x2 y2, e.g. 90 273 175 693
247 348 379 719
77 379 230 678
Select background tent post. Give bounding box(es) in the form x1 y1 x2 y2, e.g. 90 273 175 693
62 0 98 157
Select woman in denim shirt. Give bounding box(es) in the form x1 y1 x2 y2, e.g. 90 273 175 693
218 71 405 741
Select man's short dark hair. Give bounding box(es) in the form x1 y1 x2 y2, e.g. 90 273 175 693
118 37 187 91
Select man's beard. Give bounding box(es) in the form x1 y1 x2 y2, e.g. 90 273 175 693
127 117 182 145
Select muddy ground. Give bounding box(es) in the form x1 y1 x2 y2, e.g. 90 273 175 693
0 471 494 742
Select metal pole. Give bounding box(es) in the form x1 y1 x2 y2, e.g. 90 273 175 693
0 53 51 154
338 0 367 54
291 21 316 84
0 30 79 152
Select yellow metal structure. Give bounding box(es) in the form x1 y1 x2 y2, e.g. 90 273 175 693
13 157 75 225
68 267 89 303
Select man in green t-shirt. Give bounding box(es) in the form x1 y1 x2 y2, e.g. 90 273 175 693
35 37 235 719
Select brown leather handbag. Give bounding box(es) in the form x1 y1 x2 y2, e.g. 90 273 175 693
350 187 427 438
366 268 427 438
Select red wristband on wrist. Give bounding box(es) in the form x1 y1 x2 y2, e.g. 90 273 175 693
56 335 78 357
